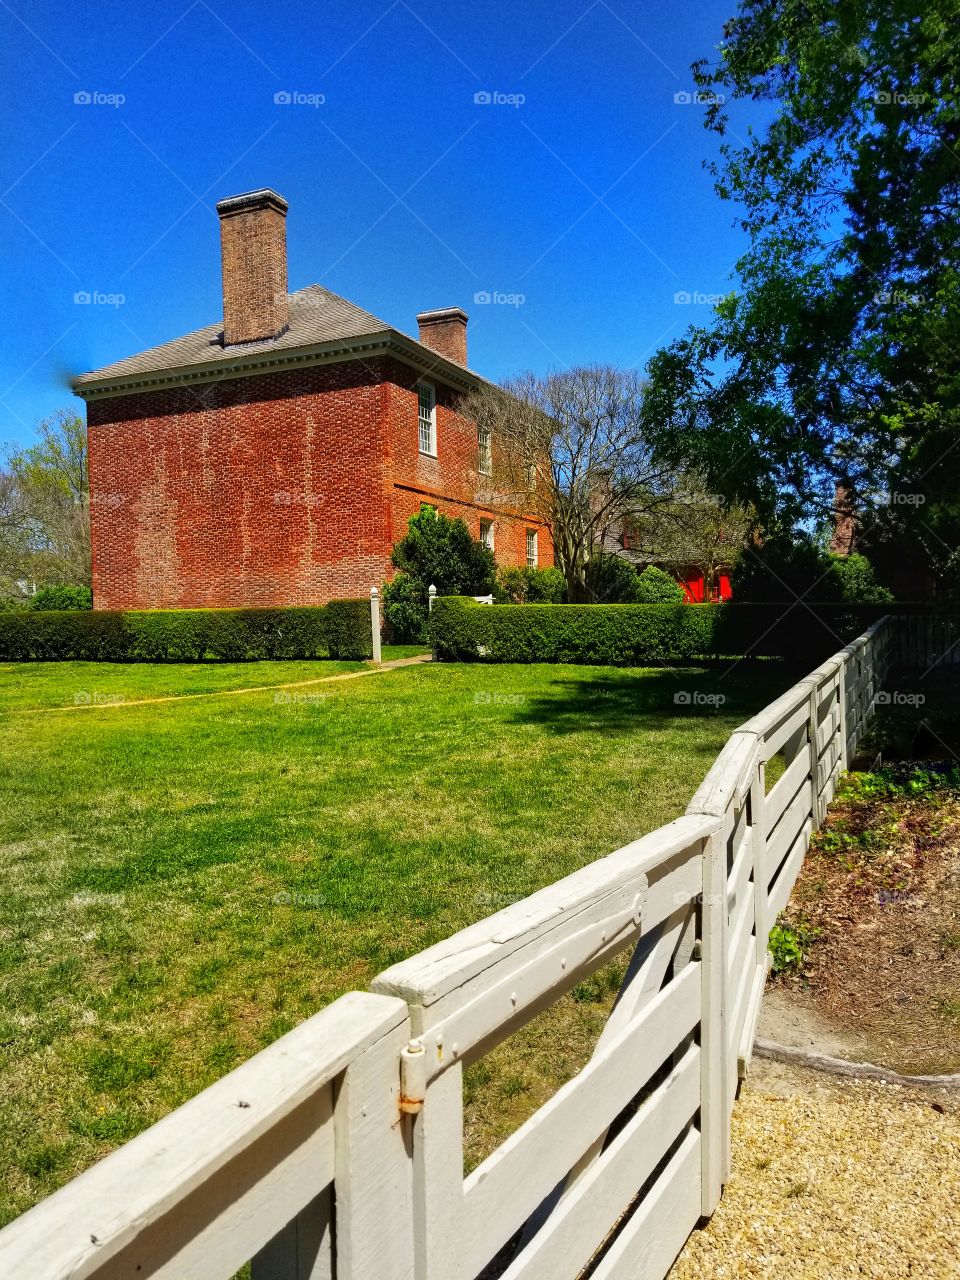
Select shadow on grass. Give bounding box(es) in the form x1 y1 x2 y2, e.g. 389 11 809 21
506 661 795 736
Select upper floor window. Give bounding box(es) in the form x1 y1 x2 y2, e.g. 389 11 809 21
478 424 492 476
418 382 437 456
479 518 494 551
526 529 538 567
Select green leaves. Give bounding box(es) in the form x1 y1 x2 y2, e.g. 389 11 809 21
383 510 497 643
646 0 960 578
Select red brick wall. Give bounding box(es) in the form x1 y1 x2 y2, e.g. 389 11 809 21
384 362 554 569
86 357 551 610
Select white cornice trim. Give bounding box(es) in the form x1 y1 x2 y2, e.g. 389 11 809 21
74 330 479 402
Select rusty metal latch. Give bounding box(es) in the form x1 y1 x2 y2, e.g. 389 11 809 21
400 1040 426 1114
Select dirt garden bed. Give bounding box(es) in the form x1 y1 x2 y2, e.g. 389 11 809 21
771 759 960 1075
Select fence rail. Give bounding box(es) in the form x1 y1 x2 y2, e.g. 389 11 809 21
893 612 960 671
0 615 919 1279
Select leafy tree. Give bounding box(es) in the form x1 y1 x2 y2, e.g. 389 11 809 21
732 533 891 602
5 410 89 589
0 468 33 598
644 0 960 580
635 565 687 603
383 509 496 641
627 475 754 599
463 367 677 602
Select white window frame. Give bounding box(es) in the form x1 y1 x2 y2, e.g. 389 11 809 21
417 382 437 457
479 518 495 551
526 528 538 567
478 423 492 476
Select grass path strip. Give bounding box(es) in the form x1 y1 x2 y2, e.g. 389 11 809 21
13 654 433 714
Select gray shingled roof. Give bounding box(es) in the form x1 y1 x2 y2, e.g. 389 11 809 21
74 284 395 388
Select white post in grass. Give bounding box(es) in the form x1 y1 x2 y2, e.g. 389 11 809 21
428 585 438 663
370 586 382 664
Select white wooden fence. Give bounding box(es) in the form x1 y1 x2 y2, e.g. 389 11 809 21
0 618 899 1280
894 612 960 671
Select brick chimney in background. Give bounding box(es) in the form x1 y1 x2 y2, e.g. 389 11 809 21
417 307 468 366
216 189 289 346
830 480 857 556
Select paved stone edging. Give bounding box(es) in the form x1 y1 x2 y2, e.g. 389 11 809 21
753 1036 960 1088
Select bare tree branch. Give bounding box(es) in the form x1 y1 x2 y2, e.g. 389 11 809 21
462 367 679 601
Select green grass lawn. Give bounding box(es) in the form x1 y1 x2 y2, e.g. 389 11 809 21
0 656 790 1226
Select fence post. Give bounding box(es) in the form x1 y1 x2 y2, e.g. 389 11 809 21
370 587 382 664
334 1014 415 1279
409 1064 464 1280
808 687 823 831
699 827 725 1217
750 759 769 967
837 657 849 772
428 584 437 613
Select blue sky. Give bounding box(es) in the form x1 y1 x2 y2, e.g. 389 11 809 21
0 0 755 447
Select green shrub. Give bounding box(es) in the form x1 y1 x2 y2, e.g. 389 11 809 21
635 565 686 604
732 533 892 604
830 553 894 605
583 554 642 603
429 597 897 666
324 599 373 659
0 602 372 663
0 610 130 662
431 598 718 665
384 509 497 644
30 584 92 611
495 566 566 604
391 509 496 596
382 575 429 644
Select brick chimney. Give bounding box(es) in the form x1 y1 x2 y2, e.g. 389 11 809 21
417 307 468 366
216 189 289 346
830 480 856 556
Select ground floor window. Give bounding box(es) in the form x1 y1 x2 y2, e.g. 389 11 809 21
526 528 538 566
479 518 494 551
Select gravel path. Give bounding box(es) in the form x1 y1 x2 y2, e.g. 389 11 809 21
669 1061 960 1279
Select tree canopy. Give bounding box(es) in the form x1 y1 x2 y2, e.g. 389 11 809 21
464 366 678 601
643 0 960 581
1 410 89 596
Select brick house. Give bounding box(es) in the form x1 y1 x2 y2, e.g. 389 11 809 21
74 189 552 609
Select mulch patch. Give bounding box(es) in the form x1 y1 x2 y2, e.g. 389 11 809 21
777 762 960 1074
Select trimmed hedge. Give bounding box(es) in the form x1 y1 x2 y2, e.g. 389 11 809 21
0 602 373 663
429 597 897 666
324 599 375 659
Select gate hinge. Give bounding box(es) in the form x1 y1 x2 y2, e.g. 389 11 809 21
400 1040 426 1114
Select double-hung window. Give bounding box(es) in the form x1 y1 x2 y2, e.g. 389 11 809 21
478 424 492 476
418 382 437 456
479 518 494 551
526 529 538 567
